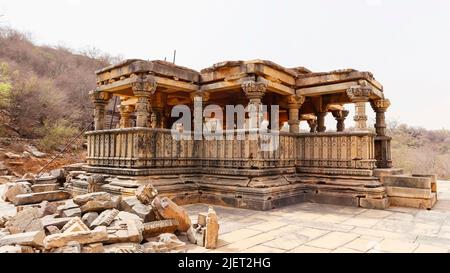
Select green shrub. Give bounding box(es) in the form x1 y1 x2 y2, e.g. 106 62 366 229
37 119 78 152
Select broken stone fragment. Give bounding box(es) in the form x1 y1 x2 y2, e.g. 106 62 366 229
80 196 121 213
120 196 155 222
142 219 178 238
22 173 36 181
5 207 43 234
90 209 119 228
4 152 22 159
2 182 32 203
56 199 79 215
45 225 60 235
81 212 98 227
144 233 186 253
204 206 219 249
43 226 108 249
103 243 144 253
81 243 104 253
60 217 90 233
196 227 205 247
61 207 82 218
135 184 158 205
197 212 207 227
0 245 35 253
0 216 12 228
37 201 58 216
73 192 111 205
87 174 105 193
151 196 191 232
12 191 72 206
50 241 81 253
31 184 59 193
116 211 142 222
25 145 46 158
105 220 143 244
0 230 45 247
41 215 73 229
186 226 197 244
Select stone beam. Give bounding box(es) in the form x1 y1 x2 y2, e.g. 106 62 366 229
296 80 383 99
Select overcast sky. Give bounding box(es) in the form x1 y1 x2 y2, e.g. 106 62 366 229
0 0 449 130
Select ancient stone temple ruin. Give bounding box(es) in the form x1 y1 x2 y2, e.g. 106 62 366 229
68 59 437 210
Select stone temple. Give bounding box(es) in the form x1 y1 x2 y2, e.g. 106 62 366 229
66 59 437 211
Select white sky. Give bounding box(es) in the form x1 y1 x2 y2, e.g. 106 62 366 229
0 0 449 130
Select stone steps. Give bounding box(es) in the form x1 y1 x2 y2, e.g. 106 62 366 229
379 172 437 210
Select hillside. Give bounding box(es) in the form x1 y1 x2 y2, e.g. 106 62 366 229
0 27 118 141
389 122 450 179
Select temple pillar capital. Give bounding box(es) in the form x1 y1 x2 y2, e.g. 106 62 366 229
119 105 135 128
332 110 349 132
347 84 372 130
286 95 305 133
241 80 267 102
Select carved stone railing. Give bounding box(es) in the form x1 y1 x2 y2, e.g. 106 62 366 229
86 128 297 169
296 132 377 171
86 128 376 171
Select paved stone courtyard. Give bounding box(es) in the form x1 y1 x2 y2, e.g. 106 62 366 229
2 181 450 253
183 181 450 253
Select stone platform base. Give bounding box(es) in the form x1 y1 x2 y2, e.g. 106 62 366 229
64 165 390 211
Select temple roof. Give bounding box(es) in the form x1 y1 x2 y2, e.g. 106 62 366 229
94 59 383 100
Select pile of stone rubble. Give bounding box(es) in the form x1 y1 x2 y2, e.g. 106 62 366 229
0 174 219 253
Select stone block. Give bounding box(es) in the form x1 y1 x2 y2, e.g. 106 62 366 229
103 243 144 253
0 230 45 247
2 182 32 203
205 206 219 249
135 184 158 205
142 219 178 238
90 209 119 228
386 186 433 199
105 220 143 244
31 184 59 193
382 175 432 189
81 212 98 226
80 196 121 213
5 207 43 234
12 191 71 206
81 243 104 253
73 192 112 205
61 217 90 233
43 226 108 249
61 207 82 218
389 193 437 210
152 196 191 232
359 197 390 209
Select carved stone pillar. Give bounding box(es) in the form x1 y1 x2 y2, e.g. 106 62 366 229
316 112 327 132
307 119 317 133
119 105 135 128
287 95 305 133
242 80 267 129
332 110 349 132
150 92 167 128
370 98 392 168
132 75 156 127
89 90 112 130
346 83 372 130
370 99 390 136
190 91 209 138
